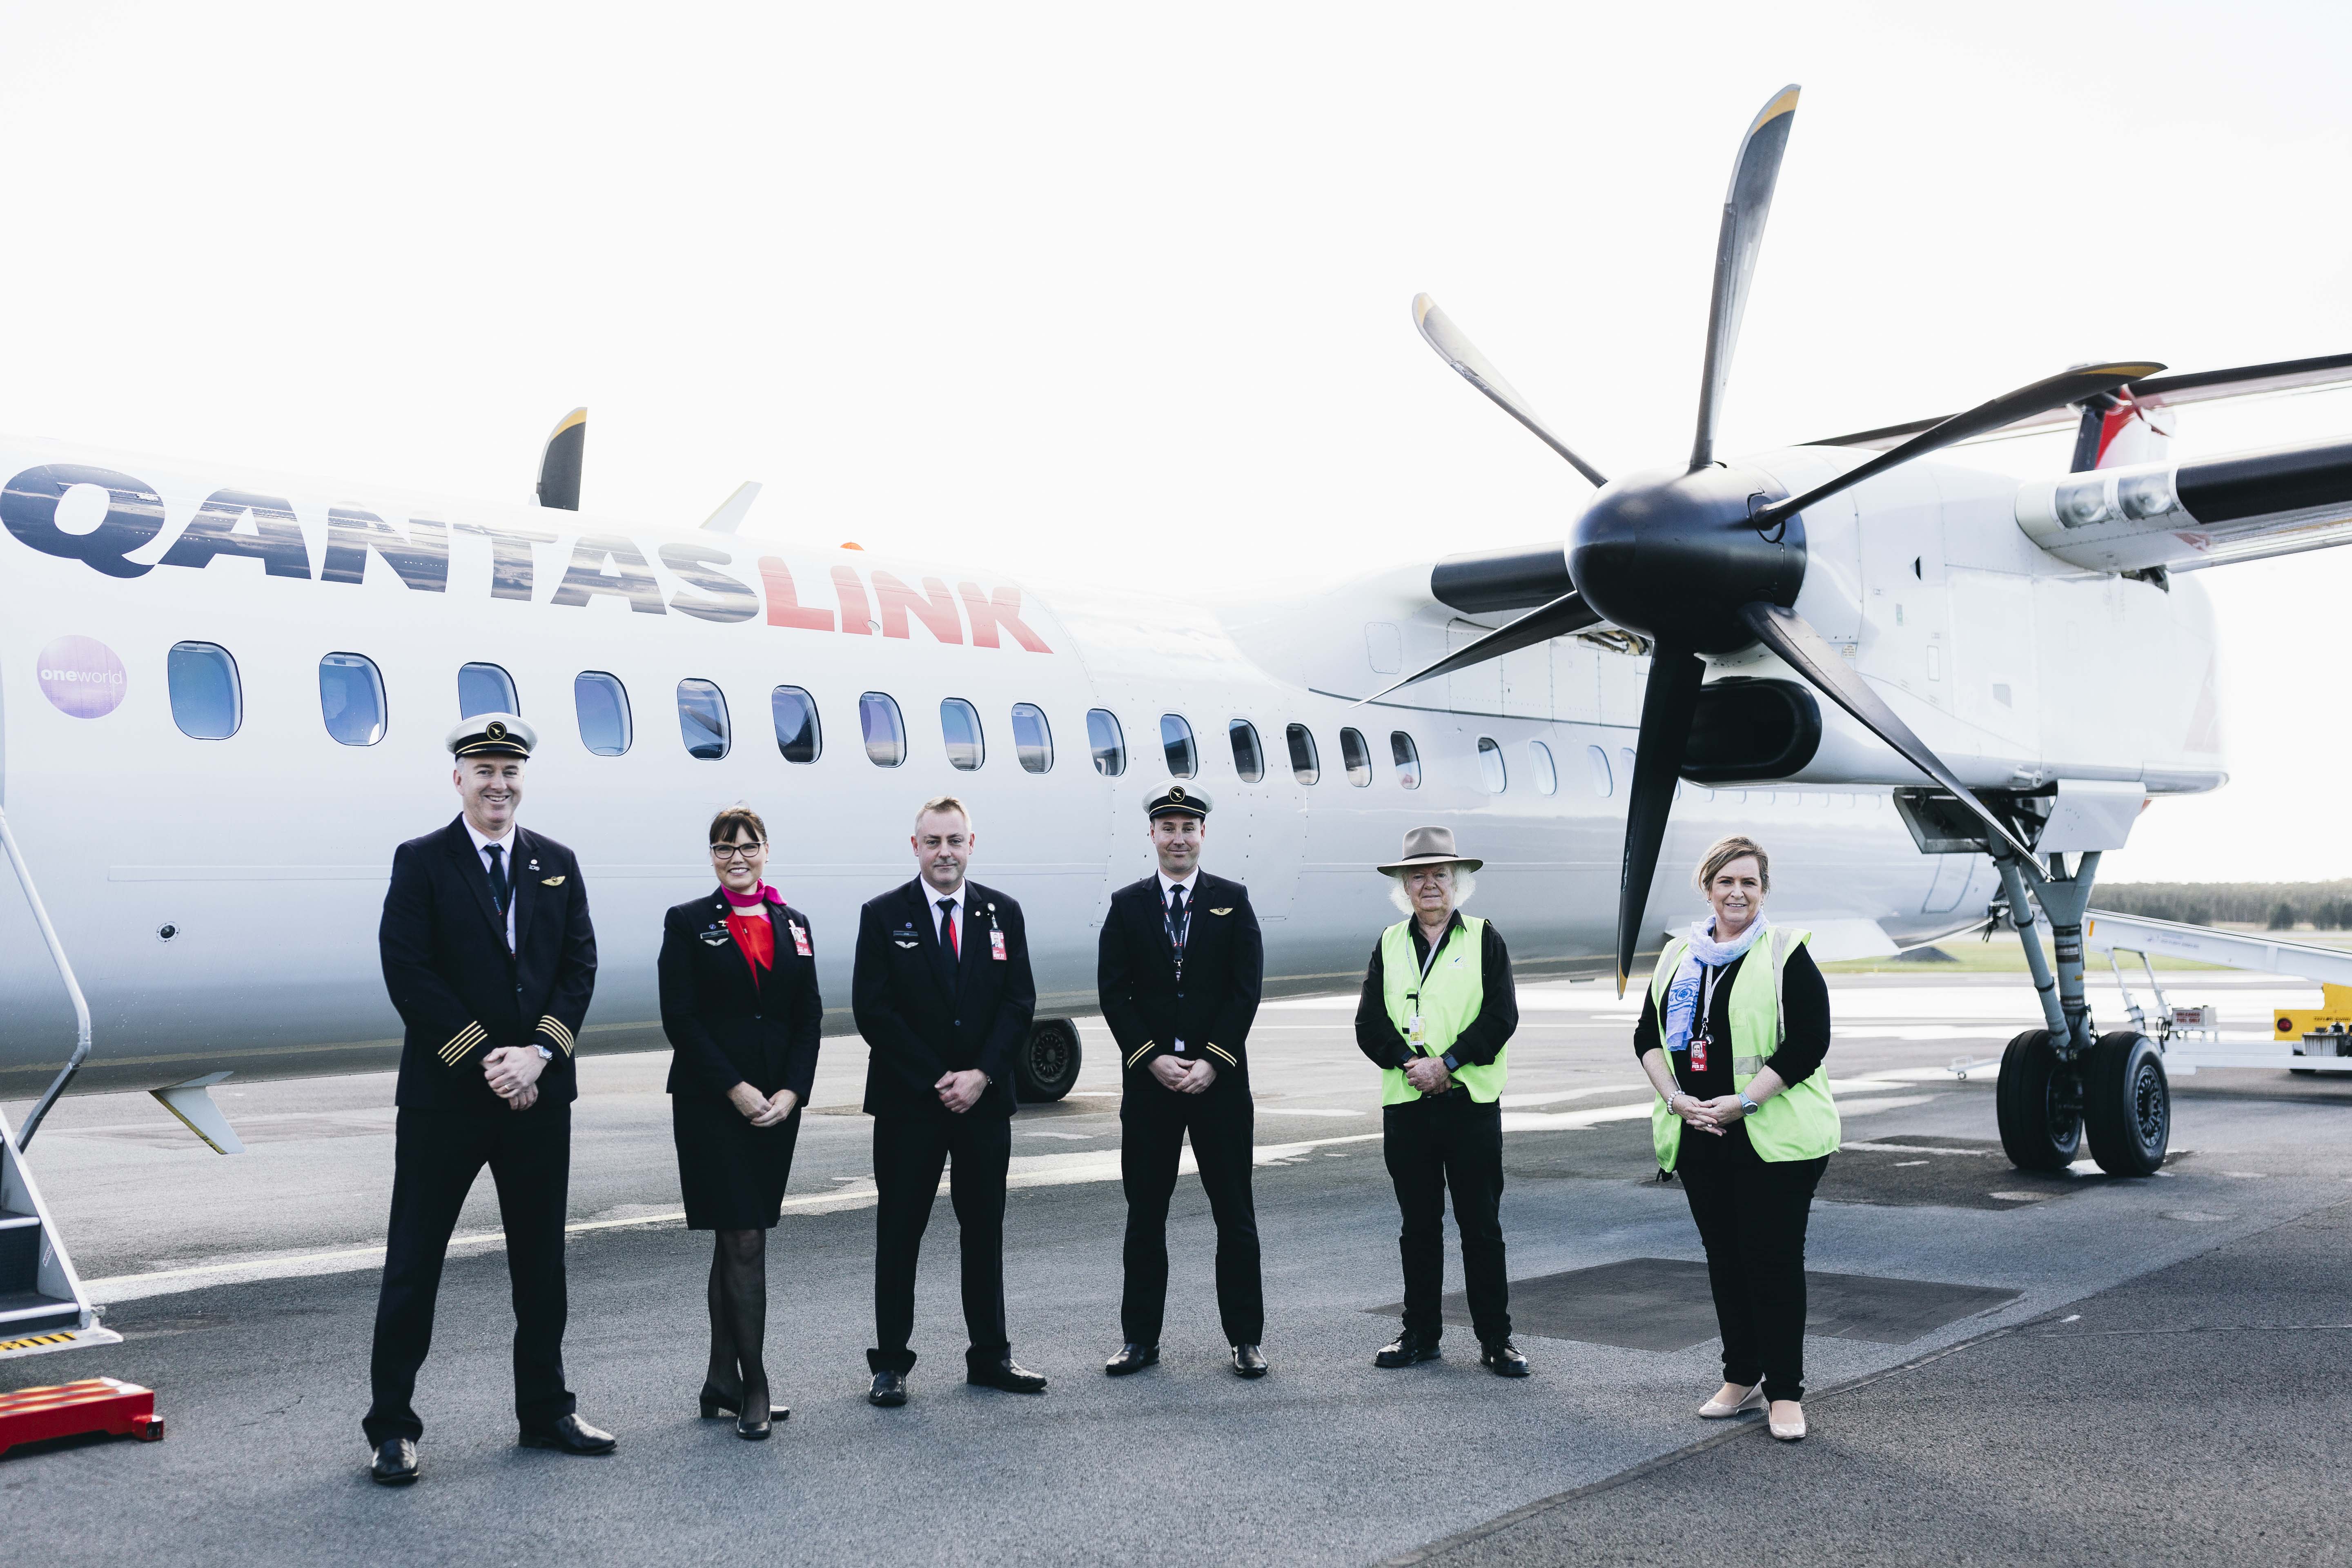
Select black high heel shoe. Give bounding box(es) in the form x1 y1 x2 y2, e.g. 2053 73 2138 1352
699 1382 741 1420
735 1385 782 1440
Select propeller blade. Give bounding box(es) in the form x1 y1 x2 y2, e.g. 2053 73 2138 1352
1615 644 1707 994
1738 600 2036 861
1357 589 1603 706
1413 294 1608 487
1752 361 2164 533
1688 85 1800 472
538 407 586 511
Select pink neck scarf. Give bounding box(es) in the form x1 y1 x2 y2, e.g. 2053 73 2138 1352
722 882 778 911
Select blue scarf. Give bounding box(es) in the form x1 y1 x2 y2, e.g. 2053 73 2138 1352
1661 916 1769 1054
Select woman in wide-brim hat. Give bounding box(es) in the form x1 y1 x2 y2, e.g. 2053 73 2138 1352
1351 826 1527 1376
1632 833 1838 1441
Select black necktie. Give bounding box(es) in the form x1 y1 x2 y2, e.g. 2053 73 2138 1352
485 842 510 915
937 897 959 980
1166 885 1189 973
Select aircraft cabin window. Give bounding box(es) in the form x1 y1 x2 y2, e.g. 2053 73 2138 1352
1161 715 1196 778
1339 726 1372 787
1477 737 1507 793
1587 744 1612 796
677 679 731 760
1390 731 1421 790
318 653 386 747
1011 703 1053 773
1286 724 1319 785
575 671 632 756
773 686 821 763
1087 709 1127 776
1229 720 1265 783
941 698 984 771
862 691 907 767
458 662 518 719
1619 747 1637 787
1528 739 1558 796
167 641 241 740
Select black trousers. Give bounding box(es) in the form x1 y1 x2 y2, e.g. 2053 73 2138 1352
1677 1124 1829 1403
1120 1080 1263 1346
364 1104 575 1445
1383 1089 1510 1346
869 1110 1011 1374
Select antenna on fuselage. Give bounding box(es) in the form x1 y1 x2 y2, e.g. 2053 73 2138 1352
537 407 586 510
701 480 763 533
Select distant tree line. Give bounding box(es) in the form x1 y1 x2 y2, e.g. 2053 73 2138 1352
2098 880 2352 931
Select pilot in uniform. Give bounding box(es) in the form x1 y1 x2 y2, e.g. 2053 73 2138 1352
362 715 613 1484
1098 785 1269 1378
851 794 1047 1405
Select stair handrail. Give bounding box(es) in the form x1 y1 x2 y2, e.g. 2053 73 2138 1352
1 804 94 1149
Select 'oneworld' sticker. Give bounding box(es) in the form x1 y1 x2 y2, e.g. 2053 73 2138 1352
38 635 126 718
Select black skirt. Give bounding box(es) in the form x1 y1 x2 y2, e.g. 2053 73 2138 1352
672 1091 803 1230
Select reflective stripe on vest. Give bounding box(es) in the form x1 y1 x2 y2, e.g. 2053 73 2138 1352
1379 916 1504 1105
1646 925 1840 1171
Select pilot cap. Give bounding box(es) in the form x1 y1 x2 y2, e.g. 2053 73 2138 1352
447 713 536 759
1145 783 1212 820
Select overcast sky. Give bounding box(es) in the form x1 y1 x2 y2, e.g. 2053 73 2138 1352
0 2 2345 881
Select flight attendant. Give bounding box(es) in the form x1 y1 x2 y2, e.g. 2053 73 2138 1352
851 796 1046 1405
1098 785 1268 1379
1353 827 1526 1376
659 805 823 1440
1634 834 1838 1442
364 715 612 1486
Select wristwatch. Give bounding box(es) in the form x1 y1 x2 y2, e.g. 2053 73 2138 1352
1739 1094 1760 1116
533 1044 554 1061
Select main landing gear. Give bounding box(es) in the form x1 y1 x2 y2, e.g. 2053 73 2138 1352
1990 853 2169 1177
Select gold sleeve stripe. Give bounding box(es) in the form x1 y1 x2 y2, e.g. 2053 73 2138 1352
439 1022 488 1065
1126 1040 1157 1069
1205 1043 1237 1067
538 1017 576 1054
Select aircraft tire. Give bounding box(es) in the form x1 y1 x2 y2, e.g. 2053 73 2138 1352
2082 1030 2169 1177
1014 1017 1082 1102
1995 1028 2081 1172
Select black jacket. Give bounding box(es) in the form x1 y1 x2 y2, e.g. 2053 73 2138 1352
379 815 597 1112
658 888 824 1104
851 878 1035 1119
1098 870 1263 1088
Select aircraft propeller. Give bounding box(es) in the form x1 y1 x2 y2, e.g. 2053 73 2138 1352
1376 83 2162 991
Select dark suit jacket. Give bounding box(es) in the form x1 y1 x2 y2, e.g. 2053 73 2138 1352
1098 869 1263 1091
851 878 1035 1119
658 889 824 1103
379 815 597 1112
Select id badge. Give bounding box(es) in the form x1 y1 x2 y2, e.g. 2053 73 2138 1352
1690 1031 1709 1073
790 923 813 958
1406 1013 1425 1048
989 927 1007 962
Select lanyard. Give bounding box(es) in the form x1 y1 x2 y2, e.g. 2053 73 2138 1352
1164 884 1193 986
1404 920 1451 1054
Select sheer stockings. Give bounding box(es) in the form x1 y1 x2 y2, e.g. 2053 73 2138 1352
702 1228 770 1425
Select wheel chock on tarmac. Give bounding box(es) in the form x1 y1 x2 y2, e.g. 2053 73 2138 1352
0 1378 163 1459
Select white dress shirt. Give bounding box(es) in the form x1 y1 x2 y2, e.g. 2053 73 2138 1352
464 818 519 954
930 881 966 958
1156 869 1199 1053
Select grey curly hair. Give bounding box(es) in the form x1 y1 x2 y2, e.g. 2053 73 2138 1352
1388 865 1477 915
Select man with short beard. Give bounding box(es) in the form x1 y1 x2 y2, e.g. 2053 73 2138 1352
363 715 610 1485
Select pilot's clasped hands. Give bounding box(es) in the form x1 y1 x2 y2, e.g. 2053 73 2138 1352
485 1045 545 1109
1149 1055 1216 1094
934 1068 987 1114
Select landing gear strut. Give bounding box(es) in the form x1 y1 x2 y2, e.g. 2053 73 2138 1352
1991 851 2169 1176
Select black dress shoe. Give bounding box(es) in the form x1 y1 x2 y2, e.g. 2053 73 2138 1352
736 1409 780 1440
369 1437 420 1486
869 1370 907 1407
699 1382 740 1419
1231 1343 1269 1379
517 1414 617 1454
967 1357 1048 1394
1374 1332 1441 1369
1480 1339 1530 1377
1105 1343 1160 1376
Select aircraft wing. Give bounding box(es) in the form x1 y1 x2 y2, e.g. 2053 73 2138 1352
2018 432 2352 573
1809 351 2352 453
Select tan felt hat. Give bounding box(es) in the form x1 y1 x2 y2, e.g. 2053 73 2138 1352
1377 825 1482 874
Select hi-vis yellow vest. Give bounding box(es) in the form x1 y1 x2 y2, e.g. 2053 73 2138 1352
1379 916 1505 1105
1646 926 1839 1171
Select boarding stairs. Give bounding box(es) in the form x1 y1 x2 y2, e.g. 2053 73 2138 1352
0 1107 114 1359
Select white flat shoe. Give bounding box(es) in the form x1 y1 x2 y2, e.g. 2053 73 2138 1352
1768 1399 1806 1441
1698 1382 1765 1419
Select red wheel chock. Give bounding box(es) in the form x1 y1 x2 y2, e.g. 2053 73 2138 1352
0 1378 163 1459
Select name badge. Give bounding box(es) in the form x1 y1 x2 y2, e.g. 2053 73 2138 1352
790 922 813 957
989 927 1008 962
1691 1032 1710 1073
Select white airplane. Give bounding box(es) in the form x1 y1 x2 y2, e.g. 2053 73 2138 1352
4 82 2352 1327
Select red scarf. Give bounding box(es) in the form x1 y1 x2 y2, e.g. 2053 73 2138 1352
723 883 778 981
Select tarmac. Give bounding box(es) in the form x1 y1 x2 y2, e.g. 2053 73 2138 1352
6 971 2350 1566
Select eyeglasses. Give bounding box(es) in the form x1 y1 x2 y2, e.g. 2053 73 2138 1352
710 842 766 862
